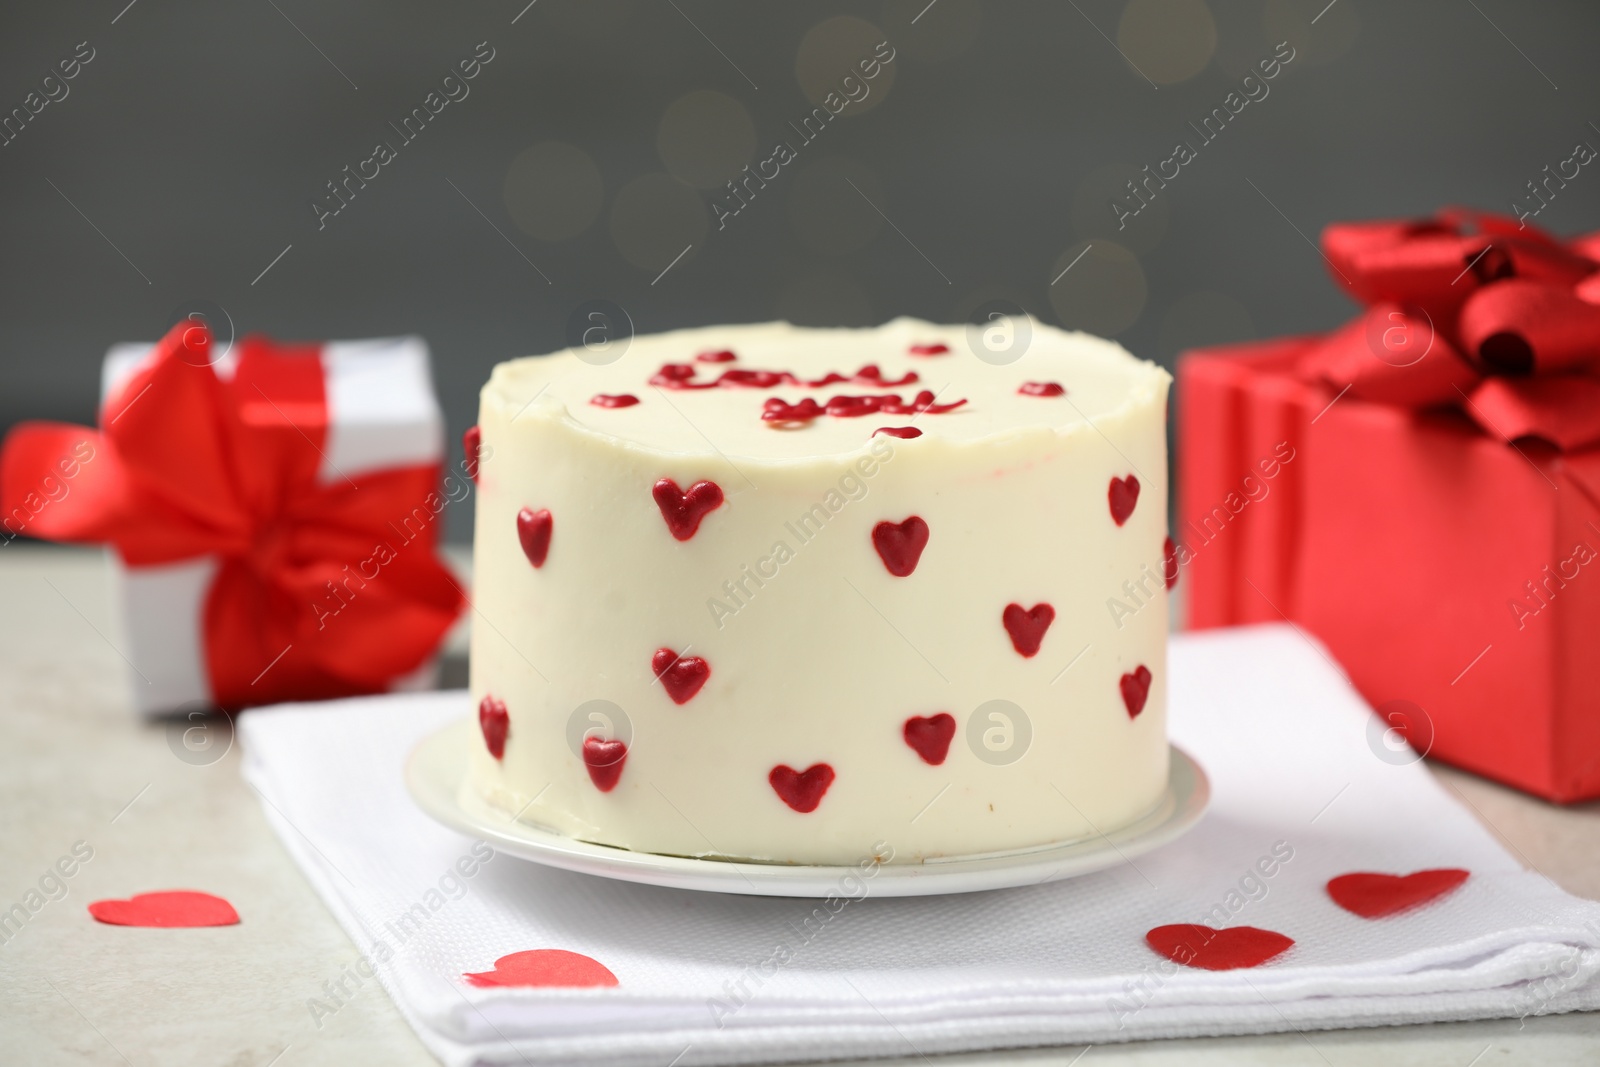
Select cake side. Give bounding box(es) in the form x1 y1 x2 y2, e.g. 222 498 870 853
467 318 1171 864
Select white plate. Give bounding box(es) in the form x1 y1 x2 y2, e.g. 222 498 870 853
406 719 1209 898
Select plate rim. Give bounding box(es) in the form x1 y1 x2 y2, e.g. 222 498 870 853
405 718 1209 898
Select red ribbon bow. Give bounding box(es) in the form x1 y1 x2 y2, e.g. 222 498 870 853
0 322 463 708
1301 207 1600 451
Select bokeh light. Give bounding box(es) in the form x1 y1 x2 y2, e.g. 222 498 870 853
657 90 758 190
1117 0 1218 85
1047 240 1147 336
795 16 897 117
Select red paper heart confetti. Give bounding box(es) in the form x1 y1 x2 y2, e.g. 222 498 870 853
1018 381 1065 397
873 426 922 439
769 763 836 812
1145 924 1293 971
464 949 619 989
1163 536 1179 590
462 425 483 483
903 713 956 765
872 517 930 577
1108 475 1140 526
1002 602 1055 658
653 478 724 541
516 507 552 568
479 695 509 759
1326 869 1470 918
582 737 628 792
89 891 239 928
653 648 710 705
1120 666 1152 718
909 343 949 356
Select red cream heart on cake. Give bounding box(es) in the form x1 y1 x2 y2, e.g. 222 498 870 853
462 425 482 483
582 737 628 792
1107 476 1145 524
1018 381 1065 397
1163 536 1179 590
464 949 619 989
591 393 639 408
872 517 929 577
88 891 240 928
903 713 956 765
479 695 509 759
1002 602 1054 657
873 426 922 439
653 478 724 541
1120 666 1152 718
1108 475 1140 526
1146 924 1294 970
909 343 949 356
516 507 552 568
653 648 710 705
769 764 835 812
1326 869 1470 918
697 349 737 363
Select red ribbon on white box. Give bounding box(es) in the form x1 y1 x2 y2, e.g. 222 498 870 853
0 322 463 712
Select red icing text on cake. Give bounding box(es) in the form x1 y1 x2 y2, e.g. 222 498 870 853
649 363 918 391
762 391 966 426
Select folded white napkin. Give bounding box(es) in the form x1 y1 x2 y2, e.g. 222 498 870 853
239 625 1600 1067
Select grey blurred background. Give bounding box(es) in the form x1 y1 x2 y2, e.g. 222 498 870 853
4 0 1598 543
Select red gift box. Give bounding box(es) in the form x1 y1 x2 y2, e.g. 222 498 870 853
1179 209 1600 803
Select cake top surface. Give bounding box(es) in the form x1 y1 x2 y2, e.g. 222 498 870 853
484 317 1168 460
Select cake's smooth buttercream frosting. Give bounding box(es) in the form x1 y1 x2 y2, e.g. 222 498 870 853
467 317 1172 865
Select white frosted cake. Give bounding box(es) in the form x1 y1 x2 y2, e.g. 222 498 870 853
466 317 1172 865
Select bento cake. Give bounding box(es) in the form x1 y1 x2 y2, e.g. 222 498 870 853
466 317 1172 865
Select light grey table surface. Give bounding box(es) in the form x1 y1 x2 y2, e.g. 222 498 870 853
2 545 1597 1066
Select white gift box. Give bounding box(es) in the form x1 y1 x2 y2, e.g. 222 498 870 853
99 336 447 716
